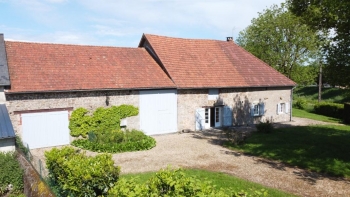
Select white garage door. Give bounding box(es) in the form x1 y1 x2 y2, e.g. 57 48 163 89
140 89 177 135
22 111 70 149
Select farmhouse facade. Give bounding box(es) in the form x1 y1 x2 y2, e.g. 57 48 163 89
0 33 296 149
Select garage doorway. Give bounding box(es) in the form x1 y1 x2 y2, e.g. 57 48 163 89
22 111 70 149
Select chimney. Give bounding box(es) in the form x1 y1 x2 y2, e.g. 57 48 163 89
226 37 233 42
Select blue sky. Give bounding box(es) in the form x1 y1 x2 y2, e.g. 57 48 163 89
0 0 284 47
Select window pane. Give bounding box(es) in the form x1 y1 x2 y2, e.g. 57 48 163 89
254 105 259 115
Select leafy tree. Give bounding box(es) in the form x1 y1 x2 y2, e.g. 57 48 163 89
236 3 320 80
288 0 350 87
291 64 318 86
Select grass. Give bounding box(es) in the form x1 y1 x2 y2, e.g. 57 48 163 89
293 86 350 103
292 108 342 123
226 125 350 178
121 169 296 197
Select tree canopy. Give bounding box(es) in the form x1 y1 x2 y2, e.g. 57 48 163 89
236 3 320 84
288 0 350 87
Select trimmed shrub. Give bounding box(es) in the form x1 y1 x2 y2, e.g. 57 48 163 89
45 147 120 196
69 105 139 137
256 120 274 133
108 168 268 197
344 103 350 124
314 102 344 119
0 152 24 195
295 98 307 110
69 107 92 137
71 129 156 153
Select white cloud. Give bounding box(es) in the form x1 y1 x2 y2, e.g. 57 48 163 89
78 0 284 38
2 0 285 46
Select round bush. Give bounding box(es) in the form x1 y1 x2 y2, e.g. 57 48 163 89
295 98 307 110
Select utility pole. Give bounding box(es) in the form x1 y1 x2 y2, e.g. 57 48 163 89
318 60 322 103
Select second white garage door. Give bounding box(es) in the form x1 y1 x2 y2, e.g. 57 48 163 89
140 89 177 135
22 111 70 149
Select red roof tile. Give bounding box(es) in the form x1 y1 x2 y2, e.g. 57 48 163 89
5 41 175 93
141 34 296 88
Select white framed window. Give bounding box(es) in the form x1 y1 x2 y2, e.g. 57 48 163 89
277 102 289 114
208 89 219 100
250 103 265 117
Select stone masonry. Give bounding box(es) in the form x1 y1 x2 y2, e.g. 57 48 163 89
5 90 139 138
177 87 292 131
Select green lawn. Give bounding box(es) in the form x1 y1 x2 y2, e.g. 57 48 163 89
121 169 296 197
292 108 342 123
225 125 350 178
293 86 350 103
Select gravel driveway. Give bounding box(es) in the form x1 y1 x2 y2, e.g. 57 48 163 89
32 117 350 197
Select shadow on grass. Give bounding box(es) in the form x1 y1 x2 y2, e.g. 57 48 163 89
225 125 350 181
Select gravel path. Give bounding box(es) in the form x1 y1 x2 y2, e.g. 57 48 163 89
32 117 350 197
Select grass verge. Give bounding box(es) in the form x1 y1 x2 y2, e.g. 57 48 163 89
225 125 350 178
121 169 296 197
292 108 342 123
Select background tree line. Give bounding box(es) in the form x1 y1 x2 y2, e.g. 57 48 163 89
236 0 349 87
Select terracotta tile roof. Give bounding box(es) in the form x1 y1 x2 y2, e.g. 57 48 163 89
141 34 296 88
5 41 175 93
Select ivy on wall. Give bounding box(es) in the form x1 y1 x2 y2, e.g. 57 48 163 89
69 105 139 137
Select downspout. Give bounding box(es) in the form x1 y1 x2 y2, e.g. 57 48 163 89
290 86 296 121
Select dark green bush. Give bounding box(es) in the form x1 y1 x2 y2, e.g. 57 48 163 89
0 152 24 195
344 103 350 124
223 127 246 145
45 147 120 197
314 102 344 119
295 98 307 110
69 105 139 137
256 120 274 133
108 168 268 197
71 129 156 153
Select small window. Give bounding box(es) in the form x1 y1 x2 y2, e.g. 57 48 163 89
208 89 219 100
250 103 265 117
277 103 289 114
254 105 260 116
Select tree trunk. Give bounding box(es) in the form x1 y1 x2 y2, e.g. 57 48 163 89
318 62 322 103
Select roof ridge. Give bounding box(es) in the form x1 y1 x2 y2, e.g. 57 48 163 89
144 33 228 42
5 40 138 49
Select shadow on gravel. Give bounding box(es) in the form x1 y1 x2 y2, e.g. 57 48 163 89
254 158 287 171
190 129 227 146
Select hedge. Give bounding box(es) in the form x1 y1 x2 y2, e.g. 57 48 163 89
108 168 268 197
0 152 24 195
71 129 156 153
344 103 350 124
45 147 120 196
314 102 344 119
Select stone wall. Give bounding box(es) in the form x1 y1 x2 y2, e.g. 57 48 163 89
177 87 292 131
5 90 139 138
17 152 55 197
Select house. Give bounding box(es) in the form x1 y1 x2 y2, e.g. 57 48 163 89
1 33 296 149
0 34 15 152
139 34 296 131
